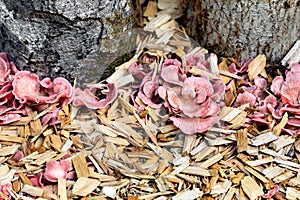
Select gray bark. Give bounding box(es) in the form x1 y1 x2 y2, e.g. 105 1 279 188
181 0 300 62
0 0 133 84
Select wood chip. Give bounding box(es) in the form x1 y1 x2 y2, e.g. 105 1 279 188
288 176 300 187
210 179 232 195
158 0 180 10
72 177 100 196
220 107 242 122
172 188 203 200
250 132 278 146
139 191 173 200
190 141 208 156
231 172 244 185
120 170 156 180
189 66 220 80
246 157 273 167
272 112 288 136
274 158 300 168
262 166 285 179
281 40 300 66
181 166 212 177
133 111 158 145
273 171 295 183
194 146 216 162
244 166 269 183
260 148 292 160
144 14 172 32
182 134 197 154
61 139 73 152
270 135 295 151
102 186 117 198
31 151 57 165
19 173 33 186
58 179 68 200
104 136 130 146
72 153 90 178
247 54 267 80
0 169 16 183
143 1 158 17
155 175 174 192
0 135 25 143
116 74 135 88
222 187 237 200
199 153 223 168
219 69 243 80
0 144 18 156
205 137 233 146
28 111 43 136
286 187 300 200
22 184 44 197
236 129 248 153
241 176 264 200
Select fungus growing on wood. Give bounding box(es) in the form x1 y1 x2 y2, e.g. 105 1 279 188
73 83 118 109
44 160 71 182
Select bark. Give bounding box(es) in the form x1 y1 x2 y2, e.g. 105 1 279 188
181 0 300 62
0 0 133 84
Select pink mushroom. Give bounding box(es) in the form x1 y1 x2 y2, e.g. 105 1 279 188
170 116 219 135
11 71 74 125
0 53 11 83
159 76 224 134
271 63 300 107
160 65 186 86
0 182 12 199
186 53 211 71
11 150 24 163
44 160 71 182
28 172 44 188
228 58 253 74
137 79 162 109
128 62 149 80
12 71 74 106
126 53 225 135
262 185 279 198
73 83 118 109
235 91 256 107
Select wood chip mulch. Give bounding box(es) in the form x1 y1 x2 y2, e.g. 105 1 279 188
1 0 300 200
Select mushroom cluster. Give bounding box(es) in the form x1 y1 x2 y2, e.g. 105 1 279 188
0 52 74 125
1 52 119 126
129 53 226 134
269 63 300 135
229 57 300 135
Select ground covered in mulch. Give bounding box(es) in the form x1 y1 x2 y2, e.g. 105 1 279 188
1 0 300 200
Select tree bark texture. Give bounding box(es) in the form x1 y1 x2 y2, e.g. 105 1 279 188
181 0 300 62
0 0 133 84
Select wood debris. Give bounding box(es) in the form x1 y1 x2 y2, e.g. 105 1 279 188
72 177 100 196
0 1 299 199
247 54 267 80
286 187 300 200
281 39 300 66
172 188 203 200
241 176 264 200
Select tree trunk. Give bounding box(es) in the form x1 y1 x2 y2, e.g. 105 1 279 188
180 0 300 62
0 0 133 84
